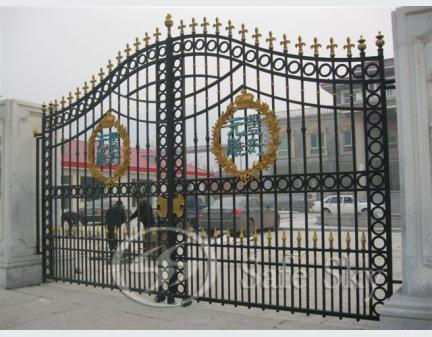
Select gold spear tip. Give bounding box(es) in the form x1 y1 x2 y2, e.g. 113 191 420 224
164 13 174 28
376 31 385 47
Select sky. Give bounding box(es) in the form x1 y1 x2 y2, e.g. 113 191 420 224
0 7 395 104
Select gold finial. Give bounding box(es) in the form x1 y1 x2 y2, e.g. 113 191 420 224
280 34 290 53
88 227 92 237
252 228 258 244
201 17 209 33
295 36 306 55
252 28 262 46
312 230 318 248
64 224 69 236
226 228 231 241
213 227 218 240
213 17 222 34
107 59 114 72
297 230 302 247
90 75 97 88
124 43 132 57
361 231 367 249
226 20 235 37
239 228 244 243
60 96 66 108
200 226 206 240
326 37 338 57
238 23 248 41
123 226 128 238
134 37 141 51
164 13 174 29
116 51 123 65
346 231 351 249
132 226 136 240
266 31 276 49
72 224 77 236
80 227 84 237
53 99 59 112
343 37 355 57
282 230 287 247
143 32 151 46
83 81 89 95
48 101 54 114
67 91 73 104
178 19 186 35
98 67 105 81
329 231 334 249
190 18 198 34
376 31 385 47
114 228 118 240
267 228 272 246
357 35 367 52
75 87 81 100
310 37 322 57
41 102 47 113
153 27 161 42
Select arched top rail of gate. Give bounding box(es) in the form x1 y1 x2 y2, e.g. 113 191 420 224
41 13 387 132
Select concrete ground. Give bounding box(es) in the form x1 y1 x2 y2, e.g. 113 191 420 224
0 282 380 329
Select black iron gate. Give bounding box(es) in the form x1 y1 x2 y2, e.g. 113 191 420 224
38 14 393 320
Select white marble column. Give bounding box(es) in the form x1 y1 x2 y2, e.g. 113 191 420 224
0 99 42 289
380 7 432 329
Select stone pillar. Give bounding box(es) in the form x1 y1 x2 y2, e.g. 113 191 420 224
380 7 432 329
0 99 42 289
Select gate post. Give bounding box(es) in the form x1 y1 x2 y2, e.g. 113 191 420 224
381 7 432 329
0 100 42 288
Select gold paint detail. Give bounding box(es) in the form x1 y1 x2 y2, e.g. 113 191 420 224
211 90 280 183
164 13 174 28
226 20 235 37
282 230 287 246
213 228 219 240
252 28 262 46
157 195 168 219
329 231 334 249
343 37 355 57
134 37 141 51
173 195 185 218
87 112 131 186
239 23 248 41
375 31 384 47
239 228 244 243
297 230 302 247
266 31 276 49
310 37 322 57
346 231 351 249
213 17 222 34
201 17 209 33
267 228 272 246
253 228 258 244
326 37 338 57
295 36 306 55
154 27 161 42
312 230 318 248
190 18 198 34
144 32 151 46
357 35 367 52
280 34 290 52
361 231 367 249
178 20 186 35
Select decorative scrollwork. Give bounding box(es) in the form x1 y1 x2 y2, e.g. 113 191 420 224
87 112 131 186
211 90 280 183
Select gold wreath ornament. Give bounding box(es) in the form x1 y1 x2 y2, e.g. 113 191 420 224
211 90 280 182
87 112 131 186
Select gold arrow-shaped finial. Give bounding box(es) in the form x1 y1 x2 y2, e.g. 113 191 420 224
226 20 235 37
295 36 306 55
280 34 290 53
266 31 276 50
326 37 338 57
252 27 262 46
213 17 222 35
238 23 248 42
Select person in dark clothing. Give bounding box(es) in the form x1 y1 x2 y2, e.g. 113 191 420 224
130 197 155 228
105 200 127 258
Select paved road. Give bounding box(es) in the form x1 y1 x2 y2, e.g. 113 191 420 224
0 282 380 329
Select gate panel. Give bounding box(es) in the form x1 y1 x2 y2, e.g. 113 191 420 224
39 15 393 320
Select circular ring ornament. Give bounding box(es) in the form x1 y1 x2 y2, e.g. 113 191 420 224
87 112 131 186
211 90 280 183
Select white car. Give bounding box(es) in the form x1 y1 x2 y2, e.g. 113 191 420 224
311 195 371 215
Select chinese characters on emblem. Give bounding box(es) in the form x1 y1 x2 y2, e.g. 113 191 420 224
227 113 263 158
96 132 120 165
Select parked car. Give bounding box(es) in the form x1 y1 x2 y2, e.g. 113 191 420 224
198 196 280 235
310 195 383 217
185 196 208 227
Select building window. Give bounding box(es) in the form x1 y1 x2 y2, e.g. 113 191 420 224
80 176 102 200
308 132 327 156
342 129 353 153
278 133 295 159
388 130 398 149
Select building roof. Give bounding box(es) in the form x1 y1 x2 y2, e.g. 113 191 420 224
62 139 212 177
